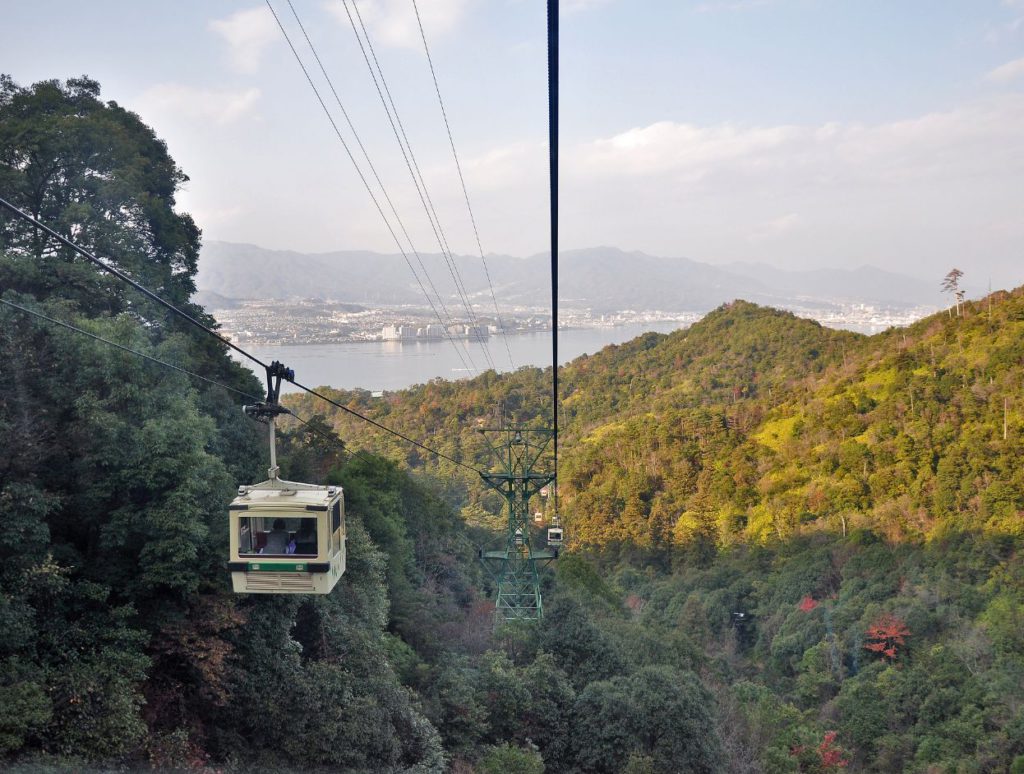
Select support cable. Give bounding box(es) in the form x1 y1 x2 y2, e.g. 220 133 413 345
0 298 263 401
291 379 480 474
5 296 492 561
0 196 266 370
547 0 559 514
265 0 478 377
341 0 496 371
0 200 484 476
287 412 377 467
411 0 516 371
1 297 414 474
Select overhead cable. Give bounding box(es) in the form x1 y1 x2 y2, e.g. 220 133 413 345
0 196 266 369
547 0 560 513
0 201 483 475
3 296 378 469
287 412 378 467
0 298 264 402
341 0 496 371
291 379 481 474
281 0 478 374
265 0 479 377
411 0 516 370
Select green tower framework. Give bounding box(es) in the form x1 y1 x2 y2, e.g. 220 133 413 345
477 426 558 621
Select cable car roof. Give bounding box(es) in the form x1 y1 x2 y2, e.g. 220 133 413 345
231 481 341 511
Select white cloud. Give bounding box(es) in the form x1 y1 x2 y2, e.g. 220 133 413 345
209 7 277 73
463 141 545 191
575 120 799 181
136 84 261 126
324 0 467 49
553 95 1024 190
986 56 1024 81
986 0 1024 42
749 213 802 242
189 205 245 226
452 94 1024 281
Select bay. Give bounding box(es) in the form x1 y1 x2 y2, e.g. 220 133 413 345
232 321 687 393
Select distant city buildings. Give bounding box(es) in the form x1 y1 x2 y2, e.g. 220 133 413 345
212 298 936 347
382 323 490 341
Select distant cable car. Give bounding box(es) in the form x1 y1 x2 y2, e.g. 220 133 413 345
547 515 563 547
514 527 525 547
228 362 346 594
533 511 544 524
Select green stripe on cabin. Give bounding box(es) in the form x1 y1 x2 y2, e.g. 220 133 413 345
247 562 309 572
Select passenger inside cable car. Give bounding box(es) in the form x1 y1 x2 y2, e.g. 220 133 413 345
238 515 320 557
264 518 291 554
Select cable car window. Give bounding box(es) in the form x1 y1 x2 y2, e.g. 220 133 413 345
331 502 341 533
238 516 319 556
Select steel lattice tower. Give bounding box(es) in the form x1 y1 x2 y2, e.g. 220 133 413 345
478 427 558 621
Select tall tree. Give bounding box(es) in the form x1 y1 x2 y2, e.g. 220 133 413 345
0 75 202 315
941 268 965 317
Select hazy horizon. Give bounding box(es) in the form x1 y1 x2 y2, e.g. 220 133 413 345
198 237 991 293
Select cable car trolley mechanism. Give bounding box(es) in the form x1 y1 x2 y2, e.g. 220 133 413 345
228 361 346 594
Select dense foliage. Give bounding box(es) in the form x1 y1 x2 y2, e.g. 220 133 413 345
3 75 1022 773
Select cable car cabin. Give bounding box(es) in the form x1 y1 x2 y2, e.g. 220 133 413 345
228 479 345 594
547 526 563 547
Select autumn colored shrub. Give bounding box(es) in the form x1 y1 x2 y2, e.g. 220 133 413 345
863 613 910 662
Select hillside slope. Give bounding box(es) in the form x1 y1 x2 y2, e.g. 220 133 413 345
282 289 1024 772
289 289 1024 553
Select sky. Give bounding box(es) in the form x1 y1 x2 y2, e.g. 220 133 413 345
4 0 1024 290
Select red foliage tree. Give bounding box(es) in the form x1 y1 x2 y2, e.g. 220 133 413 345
798 595 818 612
790 731 849 771
818 731 849 769
863 612 910 662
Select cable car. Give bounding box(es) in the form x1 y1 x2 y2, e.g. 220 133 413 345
228 360 346 594
547 515 563 547
228 478 345 594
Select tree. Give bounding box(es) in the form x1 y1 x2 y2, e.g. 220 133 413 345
537 597 625 690
817 731 849 769
0 75 201 314
864 613 911 663
478 742 544 774
941 268 965 317
571 667 723 773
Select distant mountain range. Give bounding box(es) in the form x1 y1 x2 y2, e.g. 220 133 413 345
195 241 943 312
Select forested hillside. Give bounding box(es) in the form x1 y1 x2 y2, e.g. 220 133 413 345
2 75 1022 773
292 292 1024 772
